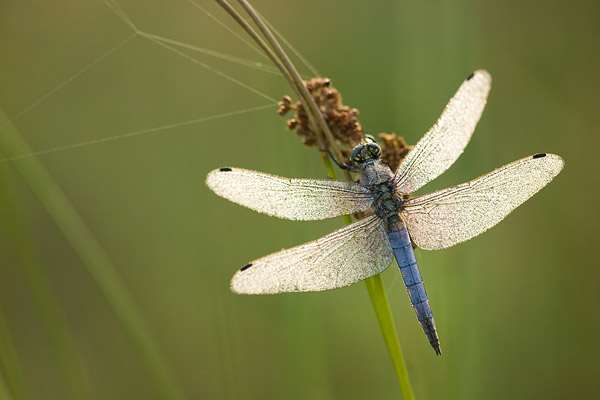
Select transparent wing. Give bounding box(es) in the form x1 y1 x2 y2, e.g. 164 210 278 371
402 153 564 250
231 214 394 294
206 167 373 221
394 70 492 194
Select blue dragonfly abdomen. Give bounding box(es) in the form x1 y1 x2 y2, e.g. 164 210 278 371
354 140 442 355
389 225 441 355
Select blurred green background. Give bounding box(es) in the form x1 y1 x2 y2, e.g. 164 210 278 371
0 0 598 399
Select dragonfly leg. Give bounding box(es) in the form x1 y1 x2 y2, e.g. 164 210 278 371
328 151 359 172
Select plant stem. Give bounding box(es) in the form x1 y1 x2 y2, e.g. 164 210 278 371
0 310 27 400
364 275 415 400
0 165 91 399
236 0 344 159
0 110 187 400
220 1 416 396
321 154 415 399
217 0 351 180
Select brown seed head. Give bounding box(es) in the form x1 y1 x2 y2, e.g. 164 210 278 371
280 78 364 162
378 133 413 172
279 79 413 168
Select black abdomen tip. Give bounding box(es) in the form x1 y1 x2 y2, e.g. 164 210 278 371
533 153 547 159
466 72 475 81
219 167 232 172
240 263 252 271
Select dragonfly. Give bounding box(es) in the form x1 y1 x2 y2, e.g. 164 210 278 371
206 70 564 354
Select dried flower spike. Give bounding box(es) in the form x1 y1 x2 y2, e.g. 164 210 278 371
280 78 413 169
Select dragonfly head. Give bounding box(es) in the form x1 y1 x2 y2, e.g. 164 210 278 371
350 141 382 167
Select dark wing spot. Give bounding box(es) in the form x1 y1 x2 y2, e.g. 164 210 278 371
466 72 475 81
219 167 232 172
240 263 252 271
532 153 546 159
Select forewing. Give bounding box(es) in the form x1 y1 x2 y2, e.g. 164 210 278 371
394 70 492 194
206 167 373 220
231 214 394 294
402 153 564 250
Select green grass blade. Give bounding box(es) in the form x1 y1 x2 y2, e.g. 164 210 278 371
364 275 415 400
0 310 27 400
0 110 187 400
0 372 14 400
0 166 92 399
321 153 415 399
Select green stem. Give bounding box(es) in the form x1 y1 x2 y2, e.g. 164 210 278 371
0 310 26 400
0 369 15 400
0 161 92 400
0 110 187 399
219 0 415 394
364 275 415 400
321 153 415 399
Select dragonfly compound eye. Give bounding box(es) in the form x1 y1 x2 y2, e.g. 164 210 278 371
350 143 382 166
350 144 365 167
366 143 382 160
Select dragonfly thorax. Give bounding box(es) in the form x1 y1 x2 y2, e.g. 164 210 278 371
358 160 404 222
